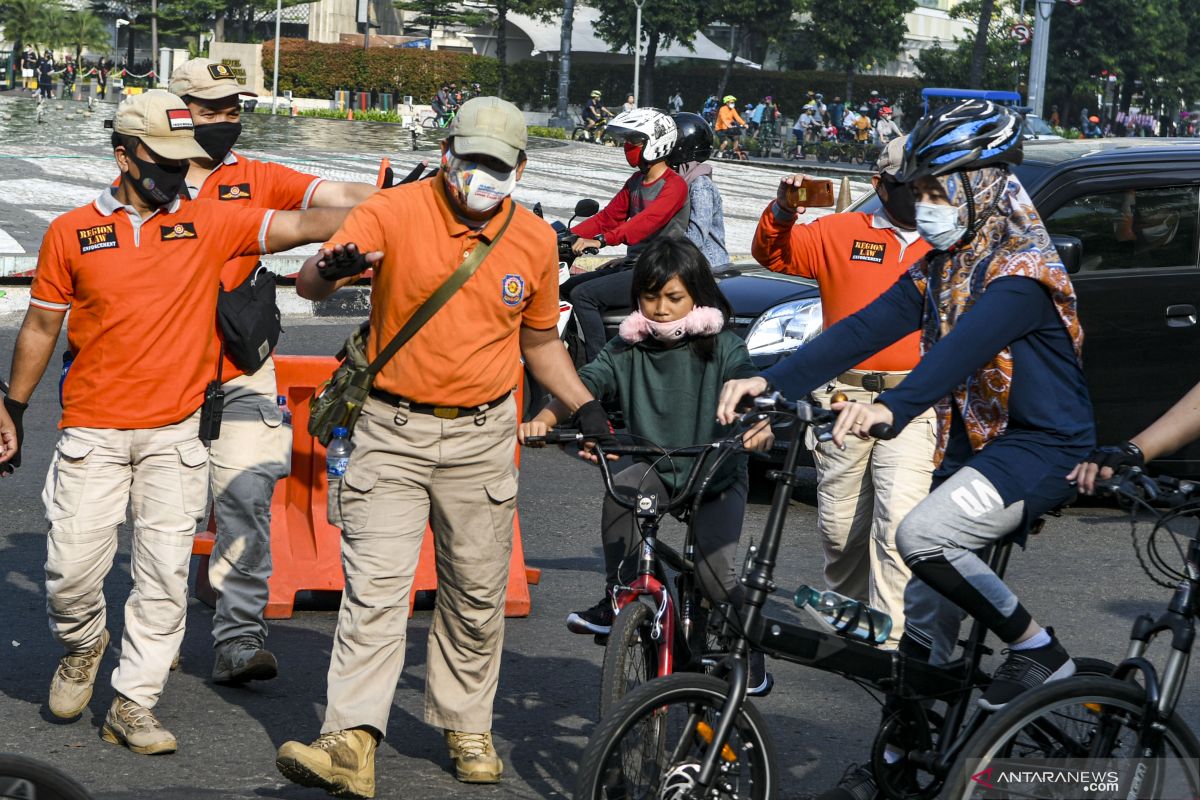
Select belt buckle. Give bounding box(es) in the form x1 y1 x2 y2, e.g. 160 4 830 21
862 373 886 393
433 407 460 420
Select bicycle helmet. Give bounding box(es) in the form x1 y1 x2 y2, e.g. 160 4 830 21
667 112 713 166
606 107 678 163
896 99 1023 183
723 95 736 104
590 89 601 98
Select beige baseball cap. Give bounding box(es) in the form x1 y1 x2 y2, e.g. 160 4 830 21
448 96 527 168
875 135 908 176
113 90 208 160
169 57 254 101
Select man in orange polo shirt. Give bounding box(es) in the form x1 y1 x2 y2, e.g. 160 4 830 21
167 58 379 686
274 97 604 799
4 90 349 755
752 136 934 649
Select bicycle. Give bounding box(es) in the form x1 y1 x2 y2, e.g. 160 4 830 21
526 429 744 719
756 123 782 159
573 117 615 145
574 393 1115 800
421 107 455 129
946 468 1200 800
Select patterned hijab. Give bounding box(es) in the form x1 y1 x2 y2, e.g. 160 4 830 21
907 166 1084 464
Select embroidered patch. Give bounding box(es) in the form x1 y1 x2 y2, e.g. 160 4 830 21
850 239 886 264
502 274 525 306
160 222 197 240
218 183 251 200
166 108 194 131
207 63 236 81
77 223 117 254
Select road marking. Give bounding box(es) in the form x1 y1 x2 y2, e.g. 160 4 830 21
0 228 25 254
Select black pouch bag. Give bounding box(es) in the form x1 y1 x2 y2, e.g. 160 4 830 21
217 264 281 374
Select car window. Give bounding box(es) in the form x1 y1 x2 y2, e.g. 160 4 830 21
1043 185 1200 272
1024 116 1054 136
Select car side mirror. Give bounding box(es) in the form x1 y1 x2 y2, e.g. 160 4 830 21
575 199 600 218
1052 234 1083 274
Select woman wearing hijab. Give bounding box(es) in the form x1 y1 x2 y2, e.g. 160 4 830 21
718 99 1096 799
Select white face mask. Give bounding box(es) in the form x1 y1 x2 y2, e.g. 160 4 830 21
915 201 967 250
442 145 517 213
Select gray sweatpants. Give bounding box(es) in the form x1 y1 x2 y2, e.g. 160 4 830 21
894 467 1031 664
601 463 747 609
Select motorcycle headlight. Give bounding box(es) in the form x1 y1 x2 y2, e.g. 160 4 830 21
745 298 823 357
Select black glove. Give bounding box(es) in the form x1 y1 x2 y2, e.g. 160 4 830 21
2 395 27 474
1084 441 1145 473
574 400 616 449
317 245 369 282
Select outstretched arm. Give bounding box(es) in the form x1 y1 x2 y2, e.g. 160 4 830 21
264 207 352 253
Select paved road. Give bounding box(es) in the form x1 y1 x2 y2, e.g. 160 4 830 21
0 322 1196 799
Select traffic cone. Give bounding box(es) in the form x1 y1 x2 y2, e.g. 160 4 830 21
290 103 296 117
835 176 852 212
347 108 354 121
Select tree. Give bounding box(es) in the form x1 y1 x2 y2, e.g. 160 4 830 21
798 0 916 105
62 8 110 62
967 0 995 89
0 0 50 64
712 0 802 100
463 0 556 97
591 0 715 106
395 0 488 37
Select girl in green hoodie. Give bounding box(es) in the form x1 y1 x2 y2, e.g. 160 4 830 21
520 237 775 694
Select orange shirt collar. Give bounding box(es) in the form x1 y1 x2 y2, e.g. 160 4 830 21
94 186 181 218
430 172 513 242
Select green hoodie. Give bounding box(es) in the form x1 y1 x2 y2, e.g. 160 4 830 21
578 329 761 496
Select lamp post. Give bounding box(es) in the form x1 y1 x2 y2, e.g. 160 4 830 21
632 0 645 107
550 0 574 128
271 0 282 113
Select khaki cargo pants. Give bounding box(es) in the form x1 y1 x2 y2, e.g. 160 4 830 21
207 358 292 647
321 394 518 737
809 381 936 648
42 412 208 709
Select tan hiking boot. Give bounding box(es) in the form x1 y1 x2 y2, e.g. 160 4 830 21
101 695 177 755
445 730 503 783
276 729 377 799
169 652 180 671
48 629 110 719
212 636 278 685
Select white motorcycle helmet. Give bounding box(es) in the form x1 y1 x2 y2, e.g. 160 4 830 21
606 107 678 169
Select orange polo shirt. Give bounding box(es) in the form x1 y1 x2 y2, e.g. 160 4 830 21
325 175 559 407
187 151 323 380
716 105 746 131
31 189 273 429
752 205 930 372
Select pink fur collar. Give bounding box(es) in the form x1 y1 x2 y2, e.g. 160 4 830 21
618 306 725 344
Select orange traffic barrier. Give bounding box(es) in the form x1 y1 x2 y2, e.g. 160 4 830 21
193 355 541 618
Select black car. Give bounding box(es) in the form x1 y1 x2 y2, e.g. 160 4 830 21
598 138 1200 471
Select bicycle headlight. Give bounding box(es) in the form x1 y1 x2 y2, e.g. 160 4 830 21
745 298 823 357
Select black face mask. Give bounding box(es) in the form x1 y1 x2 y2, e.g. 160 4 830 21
878 174 916 230
125 150 187 208
193 121 242 163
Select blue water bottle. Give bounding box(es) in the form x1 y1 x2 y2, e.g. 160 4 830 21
277 395 292 426
794 584 892 645
326 427 353 479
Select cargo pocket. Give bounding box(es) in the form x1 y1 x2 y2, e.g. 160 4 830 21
485 472 518 543
175 440 211 517
259 403 293 478
45 438 95 522
330 461 378 532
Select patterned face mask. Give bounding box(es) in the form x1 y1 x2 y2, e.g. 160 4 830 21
441 145 516 213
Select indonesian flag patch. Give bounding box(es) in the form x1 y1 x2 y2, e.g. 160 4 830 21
166 108 194 131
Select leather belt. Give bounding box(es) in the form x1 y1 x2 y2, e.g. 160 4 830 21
837 370 908 393
368 388 510 419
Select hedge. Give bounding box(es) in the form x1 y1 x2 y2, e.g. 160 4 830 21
265 38 921 118
263 38 500 101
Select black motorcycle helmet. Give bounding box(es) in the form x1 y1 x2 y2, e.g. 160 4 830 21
668 112 714 166
895 99 1023 184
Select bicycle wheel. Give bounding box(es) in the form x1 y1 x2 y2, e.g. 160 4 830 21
575 673 777 800
0 753 93 800
599 601 658 719
421 116 437 130
946 676 1200 800
573 126 591 142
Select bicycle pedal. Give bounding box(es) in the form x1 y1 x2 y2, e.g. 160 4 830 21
593 633 610 647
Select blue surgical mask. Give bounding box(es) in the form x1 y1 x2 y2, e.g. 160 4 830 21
914 202 966 250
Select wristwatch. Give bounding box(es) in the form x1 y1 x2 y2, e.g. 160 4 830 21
595 234 608 248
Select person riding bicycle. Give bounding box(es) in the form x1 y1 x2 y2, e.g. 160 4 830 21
853 105 873 142
752 136 934 651
432 84 454 125
701 95 719 124
520 237 776 695
715 95 746 157
719 99 1096 799
876 106 903 145
582 90 612 140
671 112 729 268
563 108 691 362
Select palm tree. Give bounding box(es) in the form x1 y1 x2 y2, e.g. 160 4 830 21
62 9 111 63
1 0 53 64
37 1 70 51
